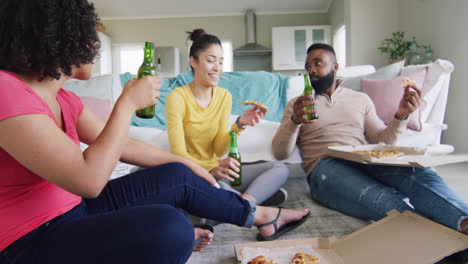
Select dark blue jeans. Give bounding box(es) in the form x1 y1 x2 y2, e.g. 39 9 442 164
0 162 255 264
308 157 468 231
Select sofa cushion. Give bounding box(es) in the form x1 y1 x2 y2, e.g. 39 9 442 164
400 59 454 124
361 68 427 131
80 96 112 122
63 74 114 101
343 60 405 91
129 71 290 129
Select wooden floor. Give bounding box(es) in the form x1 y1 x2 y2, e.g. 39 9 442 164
435 161 468 202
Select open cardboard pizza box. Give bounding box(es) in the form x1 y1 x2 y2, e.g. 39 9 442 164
326 144 468 167
235 210 468 264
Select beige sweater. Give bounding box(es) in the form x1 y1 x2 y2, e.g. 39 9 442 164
272 85 409 175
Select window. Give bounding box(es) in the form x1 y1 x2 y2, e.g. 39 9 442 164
187 40 233 72
333 26 346 67
112 43 144 74
221 40 233 72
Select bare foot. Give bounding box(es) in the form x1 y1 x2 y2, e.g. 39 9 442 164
461 218 468 235
193 227 214 251
254 207 309 239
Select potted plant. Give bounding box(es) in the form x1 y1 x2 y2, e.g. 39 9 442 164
377 32 411 63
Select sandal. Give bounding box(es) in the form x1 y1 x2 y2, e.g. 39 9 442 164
256 207 310 241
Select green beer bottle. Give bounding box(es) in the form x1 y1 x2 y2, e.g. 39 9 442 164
303 73 319 120
135 42 157 119
228 131 242 187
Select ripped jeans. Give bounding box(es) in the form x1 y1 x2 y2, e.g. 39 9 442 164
308 157 468 231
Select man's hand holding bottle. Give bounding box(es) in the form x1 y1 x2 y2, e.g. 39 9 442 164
291 96 318 125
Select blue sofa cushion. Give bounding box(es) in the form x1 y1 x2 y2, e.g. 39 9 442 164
125 71 290 129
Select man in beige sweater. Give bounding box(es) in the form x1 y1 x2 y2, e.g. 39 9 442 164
272 43 468 235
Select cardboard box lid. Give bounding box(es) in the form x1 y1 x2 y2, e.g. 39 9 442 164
327 144 468 167
235 237 344 264
235 211 468 264
331 210 468 264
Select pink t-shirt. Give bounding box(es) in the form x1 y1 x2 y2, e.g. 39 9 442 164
0 70 82 251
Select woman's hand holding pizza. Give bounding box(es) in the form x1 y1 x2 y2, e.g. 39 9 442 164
239 107 265 127
238 100 268 127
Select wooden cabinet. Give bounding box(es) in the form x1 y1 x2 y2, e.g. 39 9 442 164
272 26 331 71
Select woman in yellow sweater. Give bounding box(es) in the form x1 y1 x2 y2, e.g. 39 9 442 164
166 29 289 205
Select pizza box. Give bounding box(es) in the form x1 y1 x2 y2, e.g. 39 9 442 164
326 144 468 167
234 210 468 264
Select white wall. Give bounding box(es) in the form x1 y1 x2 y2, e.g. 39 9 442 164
345 0 399 68
103 13 328 72
329 0 344 35
398 0 468 153
343 0 468 152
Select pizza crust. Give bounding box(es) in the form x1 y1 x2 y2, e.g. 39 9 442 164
290 252 320 264
247 255 276 264
353 149 404 159
402 77 416 88
242 100 268 113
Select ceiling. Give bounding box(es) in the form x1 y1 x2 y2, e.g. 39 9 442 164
89 0 333 20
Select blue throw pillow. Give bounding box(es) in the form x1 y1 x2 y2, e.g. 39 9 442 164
126 71 290 129
120 73 171 130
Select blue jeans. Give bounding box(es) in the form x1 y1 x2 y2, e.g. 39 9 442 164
0 162 255 264
308 157 468 231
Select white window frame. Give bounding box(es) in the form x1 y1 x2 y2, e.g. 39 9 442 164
112 43 145 75
186 40 233 72
333 25 346 67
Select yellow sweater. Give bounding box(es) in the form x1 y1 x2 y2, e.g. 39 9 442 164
166 85 243 171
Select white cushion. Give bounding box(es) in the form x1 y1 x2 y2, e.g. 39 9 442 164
79 142 134 180
336 65 376 79
400 59 454 124
228 115 303 164
394 122 447 148
342 60 405 91
287 64 379 102
286 75 304 102
63 74 114 102
148 115 303 164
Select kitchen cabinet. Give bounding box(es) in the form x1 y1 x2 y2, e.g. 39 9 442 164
272 26 331 71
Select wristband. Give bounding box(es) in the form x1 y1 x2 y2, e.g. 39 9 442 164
291 114 301 125
235 116 246 129
394 114 409 121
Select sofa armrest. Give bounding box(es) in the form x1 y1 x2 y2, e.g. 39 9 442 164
395 123 447 148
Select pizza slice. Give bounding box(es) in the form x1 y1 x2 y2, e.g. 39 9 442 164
370 149 404 159
290 252 320 264
247 255 276 264
352 149 404 159
402 77 416 88
242 100 268 113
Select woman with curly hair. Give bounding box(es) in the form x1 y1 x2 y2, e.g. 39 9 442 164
0 0 310 263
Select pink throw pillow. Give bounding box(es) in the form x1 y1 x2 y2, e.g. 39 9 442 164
361 68 427 131
80 96 112 122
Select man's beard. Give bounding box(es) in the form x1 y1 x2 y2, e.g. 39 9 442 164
309 69 335 95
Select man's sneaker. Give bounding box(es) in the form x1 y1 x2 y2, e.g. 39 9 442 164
261 188 288 206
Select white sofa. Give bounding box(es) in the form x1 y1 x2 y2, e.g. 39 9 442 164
64 59 454 178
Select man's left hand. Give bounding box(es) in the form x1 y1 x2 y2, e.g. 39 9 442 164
395 85 422 120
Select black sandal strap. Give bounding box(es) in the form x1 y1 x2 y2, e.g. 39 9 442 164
257 207 282 234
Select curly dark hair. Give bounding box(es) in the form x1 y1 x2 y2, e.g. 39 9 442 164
0 0 101 80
